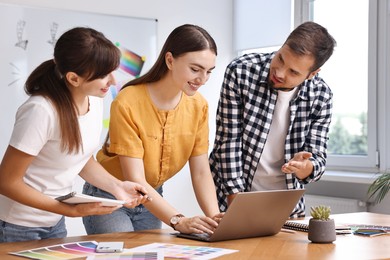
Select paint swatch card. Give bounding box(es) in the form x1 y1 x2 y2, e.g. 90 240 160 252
87 251 162 260
10 241 162 260
129 242 238 259
10 241 99 259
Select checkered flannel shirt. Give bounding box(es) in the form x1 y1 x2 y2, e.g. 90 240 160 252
209 52 333 217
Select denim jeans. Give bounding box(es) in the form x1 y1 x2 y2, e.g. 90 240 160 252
0 217 67 242
82 182 162 235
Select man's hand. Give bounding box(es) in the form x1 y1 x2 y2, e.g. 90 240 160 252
281 151 313 179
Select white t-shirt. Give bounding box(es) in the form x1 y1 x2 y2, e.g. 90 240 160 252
0 95 103 227
251 88 298 191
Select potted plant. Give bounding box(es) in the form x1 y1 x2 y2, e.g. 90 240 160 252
367 172 390 205
308 205 336 243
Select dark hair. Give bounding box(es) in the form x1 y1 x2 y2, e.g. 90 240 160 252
284 21 336 71
25 27 120 154
122 24 217 88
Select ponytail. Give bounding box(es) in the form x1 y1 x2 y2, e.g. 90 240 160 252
25 59 81 154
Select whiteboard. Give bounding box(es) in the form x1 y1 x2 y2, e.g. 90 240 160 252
0 4 157 157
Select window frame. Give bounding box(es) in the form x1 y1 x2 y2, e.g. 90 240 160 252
295 0 379 172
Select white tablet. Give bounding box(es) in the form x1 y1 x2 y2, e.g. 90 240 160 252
55 192 125 207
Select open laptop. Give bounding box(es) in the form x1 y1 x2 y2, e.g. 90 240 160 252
174 189 305 242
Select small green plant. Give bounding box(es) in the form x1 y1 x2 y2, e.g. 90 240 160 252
310 205 331 221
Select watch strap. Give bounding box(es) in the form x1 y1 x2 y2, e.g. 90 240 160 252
169 214 185 230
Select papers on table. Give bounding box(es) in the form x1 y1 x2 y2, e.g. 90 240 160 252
10 241 238 260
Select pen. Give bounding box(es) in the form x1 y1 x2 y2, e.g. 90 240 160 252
138 191 152 201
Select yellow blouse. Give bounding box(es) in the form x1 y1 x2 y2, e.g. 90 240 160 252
97 84 209 188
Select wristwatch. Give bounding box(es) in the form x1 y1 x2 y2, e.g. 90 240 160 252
169 214 185 230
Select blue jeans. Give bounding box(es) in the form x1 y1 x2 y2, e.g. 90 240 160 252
0 217 66 242
82 182 162 235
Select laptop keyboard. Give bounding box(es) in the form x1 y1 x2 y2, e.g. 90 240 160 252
193 233 211 240
177 232 211 241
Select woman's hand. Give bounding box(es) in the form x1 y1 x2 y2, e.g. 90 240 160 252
175 215 219 234
79 157 151 208
111 181 152 208
62 180 152 217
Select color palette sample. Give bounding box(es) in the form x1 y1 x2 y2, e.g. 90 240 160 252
10 241 162 260
11 241 98 259
129 242 238 259
10 241 237 259
87 251 161 260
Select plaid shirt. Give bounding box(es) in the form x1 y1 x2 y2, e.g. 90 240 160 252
209 52 333 217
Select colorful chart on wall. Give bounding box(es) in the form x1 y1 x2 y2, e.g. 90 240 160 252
0 3 157 156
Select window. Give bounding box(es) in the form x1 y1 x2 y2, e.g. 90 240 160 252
236 0 388 173
296 0 378 171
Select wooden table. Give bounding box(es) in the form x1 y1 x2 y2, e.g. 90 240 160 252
0 212 389 259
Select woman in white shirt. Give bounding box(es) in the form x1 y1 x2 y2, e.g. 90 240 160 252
0 27 149 242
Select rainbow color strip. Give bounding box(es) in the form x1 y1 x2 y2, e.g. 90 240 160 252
117 43 145 77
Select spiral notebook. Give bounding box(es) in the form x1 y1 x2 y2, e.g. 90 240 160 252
283 220 352 234
283 221 310 232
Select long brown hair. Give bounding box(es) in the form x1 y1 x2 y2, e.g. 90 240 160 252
122 24 217 88
25 27 120 154
102 24 217 155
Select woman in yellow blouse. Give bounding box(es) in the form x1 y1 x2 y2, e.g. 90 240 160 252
82 24 223 235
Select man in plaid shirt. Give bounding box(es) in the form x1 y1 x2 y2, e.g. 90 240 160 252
209 22 336 217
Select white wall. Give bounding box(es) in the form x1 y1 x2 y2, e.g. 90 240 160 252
0 0 234 236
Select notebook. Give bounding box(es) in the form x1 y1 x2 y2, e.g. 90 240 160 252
174 189 305 242
283 220 352 234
